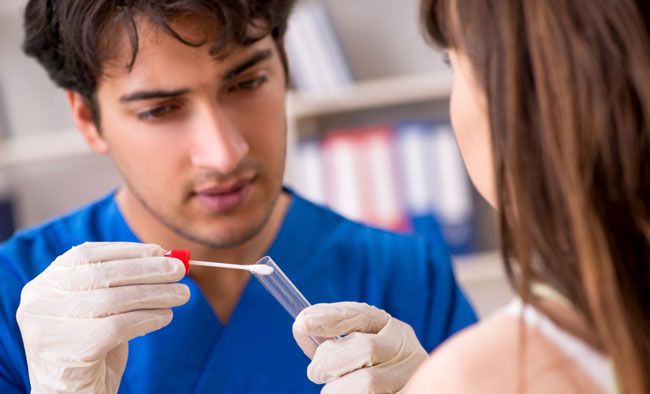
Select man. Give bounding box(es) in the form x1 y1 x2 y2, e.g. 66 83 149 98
0 0 476 393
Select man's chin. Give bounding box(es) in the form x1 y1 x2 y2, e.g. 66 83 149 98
168 216 265 248
177 200 278 248
199 227 266 249
161 182 284 249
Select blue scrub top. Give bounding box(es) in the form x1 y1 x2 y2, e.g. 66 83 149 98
0 188 476 393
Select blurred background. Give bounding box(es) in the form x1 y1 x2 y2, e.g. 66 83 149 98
0 0 512 317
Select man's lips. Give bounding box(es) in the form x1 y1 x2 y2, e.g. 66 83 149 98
193 177 254 212
195 177 253 196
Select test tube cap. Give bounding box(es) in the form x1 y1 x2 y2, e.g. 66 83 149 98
165 249 190 275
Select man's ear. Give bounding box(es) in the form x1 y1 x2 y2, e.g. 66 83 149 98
66 90 109 154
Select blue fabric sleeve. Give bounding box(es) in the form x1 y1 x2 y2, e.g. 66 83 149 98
0 255 29 393
419 240 477 350
345 225 477 353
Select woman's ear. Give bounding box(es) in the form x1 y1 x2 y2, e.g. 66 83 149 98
66 90 109 154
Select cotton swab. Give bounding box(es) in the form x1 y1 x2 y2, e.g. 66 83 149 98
164 249 274 276
188 259 274 275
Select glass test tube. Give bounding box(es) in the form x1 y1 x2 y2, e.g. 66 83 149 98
252 256 324 346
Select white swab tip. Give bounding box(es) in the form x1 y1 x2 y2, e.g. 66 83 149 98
250 264 274 276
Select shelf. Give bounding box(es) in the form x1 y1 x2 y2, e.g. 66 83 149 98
286 71 453 119
0 72 452 169
0 129 92 168
452 250 506 285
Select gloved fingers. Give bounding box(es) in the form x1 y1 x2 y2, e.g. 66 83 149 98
294 302 390 338
80 283 190 317
22 308 177 362
293 330 319 359
293 302 391 359
307 331 400 384
320 355 425 394
293 332 335 360
53 242 165 267
319 368 376 394
22 283 190 318
43 256 186 290
88 308 176 357
319 366 400 394
104 344 129 392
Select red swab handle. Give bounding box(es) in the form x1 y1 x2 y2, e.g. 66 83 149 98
165 249 190 275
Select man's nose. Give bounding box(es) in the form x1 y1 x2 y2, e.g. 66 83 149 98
189 106 249 174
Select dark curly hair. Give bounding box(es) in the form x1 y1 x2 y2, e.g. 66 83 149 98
23 0 295 123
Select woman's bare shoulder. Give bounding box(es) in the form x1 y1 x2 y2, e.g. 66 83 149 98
404 313 521 393
404 312 604 394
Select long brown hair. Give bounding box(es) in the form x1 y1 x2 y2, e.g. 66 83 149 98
422 0 650 392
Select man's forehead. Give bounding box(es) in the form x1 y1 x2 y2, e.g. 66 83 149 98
100 13 270 76
96 28 276 97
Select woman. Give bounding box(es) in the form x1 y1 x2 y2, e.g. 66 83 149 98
406 0 650 393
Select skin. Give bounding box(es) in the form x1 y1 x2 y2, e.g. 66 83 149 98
68 17 291 323
447 50 496 207
404 50 605 393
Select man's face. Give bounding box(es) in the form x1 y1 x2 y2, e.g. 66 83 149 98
93 19 288 247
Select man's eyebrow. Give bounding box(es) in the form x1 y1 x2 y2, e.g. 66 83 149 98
119 88 191 103
223 49 274 80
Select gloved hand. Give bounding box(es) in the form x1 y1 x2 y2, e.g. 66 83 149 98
293 302 428 394
16 242 190 394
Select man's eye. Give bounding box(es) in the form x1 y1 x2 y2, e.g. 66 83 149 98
229 76 267 93
137 105 175 120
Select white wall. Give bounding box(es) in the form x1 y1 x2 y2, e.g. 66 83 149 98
0 1 119 228
0 0 74 138
323 0 447 79
4 155 121 228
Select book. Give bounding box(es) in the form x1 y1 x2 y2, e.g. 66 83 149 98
284 5 322 91
293 120 477 253
353 125 407 230
285 1 353 92
306 124 407 230
295 138 327 205
395 121 476 254
426 123 476 253
320 129 363 221
306 1 353 88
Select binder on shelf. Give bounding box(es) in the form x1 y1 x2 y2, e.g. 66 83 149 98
305 125 407 231
430 124 475 253
395 121 476 254
307 1 353 89
295 138 327 205
320 129 363 222
284 6 321 91
352 125 407 231
285 0 353 92
293 120 477 254
395 121 440 239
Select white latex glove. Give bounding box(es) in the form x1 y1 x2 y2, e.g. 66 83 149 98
16 242 190 394
293 302 428 394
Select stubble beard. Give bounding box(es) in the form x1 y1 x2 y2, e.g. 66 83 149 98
124 177 283 249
